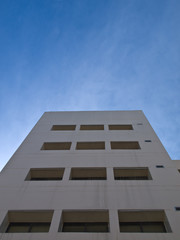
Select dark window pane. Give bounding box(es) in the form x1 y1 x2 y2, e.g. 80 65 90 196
30 223 50 232
76 142 105 150
86 223 109 232
109 125 133 130
51 125 76 131
111 141 140 150
142 222 166 233
6 222 50 233
120 223 141 232
62 223 85 232
6 223 29 233
120 222 166 233
62 222 109 232
80 125 104 130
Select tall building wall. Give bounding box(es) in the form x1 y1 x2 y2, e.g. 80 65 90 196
0 110 180 239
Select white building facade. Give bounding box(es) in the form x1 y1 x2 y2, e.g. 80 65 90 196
0 110 180 240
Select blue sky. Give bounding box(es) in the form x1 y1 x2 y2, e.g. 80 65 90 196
0 0 180 170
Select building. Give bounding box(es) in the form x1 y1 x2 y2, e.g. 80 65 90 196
0 110 180 240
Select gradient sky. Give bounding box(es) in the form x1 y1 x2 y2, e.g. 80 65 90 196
0 0 180 170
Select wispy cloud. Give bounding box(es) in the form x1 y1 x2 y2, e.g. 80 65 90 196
0 0 180 170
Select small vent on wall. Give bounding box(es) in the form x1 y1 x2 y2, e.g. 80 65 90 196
175 207 180 211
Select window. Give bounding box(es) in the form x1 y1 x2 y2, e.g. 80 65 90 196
70 168 106 180
51 125 76 131
118 210 171 233
80 125 104 130
0 210 53 233
145 140 152 142
111 141 140 150
120 222 166 233
6 222 50 233
76 142 105 150
25 168 65 181
59 210 109 232
156 165 164 168
62 222 108 232
41 142 71 150
109 125 133 130
114 168 152 180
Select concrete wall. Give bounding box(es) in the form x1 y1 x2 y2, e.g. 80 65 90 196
0 110 180 239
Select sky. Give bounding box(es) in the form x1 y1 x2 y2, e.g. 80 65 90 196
0 0 180 170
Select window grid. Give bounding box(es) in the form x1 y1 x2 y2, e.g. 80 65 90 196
25 168 154 181
120 221 166 233
1 210 172 234
6 222 50 233
62 222 109 232
51 124 136 131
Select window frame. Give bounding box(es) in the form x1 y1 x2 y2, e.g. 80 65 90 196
25 168 65 181
108 124 133 130
111 141 140 150
51 125 76 131
114 167 152 180
120 221 166 233
118 210 172 233
76 142 105 150
0 210 53 233
59 210 110 233
41 142 72 150
70 168 107 180
62 222 109 232
80 125 104 130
